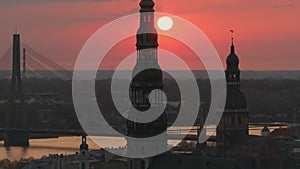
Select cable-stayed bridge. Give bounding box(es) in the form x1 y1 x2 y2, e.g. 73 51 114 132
0 34 206 147
0 34 74 146
0 42 72 80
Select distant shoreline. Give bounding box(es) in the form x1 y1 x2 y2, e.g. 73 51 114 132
0 70 300 80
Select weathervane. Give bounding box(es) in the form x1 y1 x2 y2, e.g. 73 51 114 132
230 30 234 45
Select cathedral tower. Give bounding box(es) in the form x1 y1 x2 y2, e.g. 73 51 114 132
216 32 249 157
127 0 167 168
78 135 89 169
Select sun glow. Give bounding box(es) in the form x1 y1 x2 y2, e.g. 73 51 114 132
157 16 173 31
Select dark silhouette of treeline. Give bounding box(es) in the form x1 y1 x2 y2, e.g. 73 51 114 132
0 78 299 130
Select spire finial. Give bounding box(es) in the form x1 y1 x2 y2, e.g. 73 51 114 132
230 29 234 46
230 30 235 53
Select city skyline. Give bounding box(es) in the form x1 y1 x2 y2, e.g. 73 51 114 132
0 1 300 168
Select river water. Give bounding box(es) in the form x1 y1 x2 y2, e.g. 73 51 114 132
0 126 283 160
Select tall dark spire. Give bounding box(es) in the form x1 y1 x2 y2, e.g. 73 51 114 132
127 1 167 167
128 0 166 137
226 30 240 86
139 0 155 12
136 0 158 51
230 30 235 53
217 31 249 157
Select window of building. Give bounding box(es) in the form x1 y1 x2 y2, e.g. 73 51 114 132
141 160 145 169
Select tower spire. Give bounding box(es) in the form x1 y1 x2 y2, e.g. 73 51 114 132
136 0 158 52
230 30 235 53
217 31 248 157
127 1 167 163
139 0 155 12
230 30 234 45
226 30 240 86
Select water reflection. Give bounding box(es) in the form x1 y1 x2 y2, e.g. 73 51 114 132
0 125 284 161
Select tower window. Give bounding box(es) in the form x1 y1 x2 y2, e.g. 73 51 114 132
231 117 235 125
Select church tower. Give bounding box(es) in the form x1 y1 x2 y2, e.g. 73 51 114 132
216 31 249 157
78 135 89 169
127 0 167 168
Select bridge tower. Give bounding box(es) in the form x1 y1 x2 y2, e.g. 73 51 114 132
4 33 29 147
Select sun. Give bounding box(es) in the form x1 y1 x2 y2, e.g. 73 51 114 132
157 16 173 31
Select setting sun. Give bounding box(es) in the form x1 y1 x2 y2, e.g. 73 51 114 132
157 16 173 31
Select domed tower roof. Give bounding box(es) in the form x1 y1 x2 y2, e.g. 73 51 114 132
224 30 247 110
226 45 240 72
139 0 155 12
80 135 89 151
225 31 241 86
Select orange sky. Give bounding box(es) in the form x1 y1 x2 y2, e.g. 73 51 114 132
0 0 299 70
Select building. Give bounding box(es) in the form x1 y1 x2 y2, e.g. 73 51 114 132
127 0 168 169
78 135 89 169
270 128 297 139
214 35 287 169
149 153 256 169
216 35 249 157
261 126 270 136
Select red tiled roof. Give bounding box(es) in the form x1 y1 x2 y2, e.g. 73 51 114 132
270 128 296 138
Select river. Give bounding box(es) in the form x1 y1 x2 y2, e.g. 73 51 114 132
0 125 284 161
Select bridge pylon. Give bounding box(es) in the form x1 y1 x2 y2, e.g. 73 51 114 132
4 33 29 147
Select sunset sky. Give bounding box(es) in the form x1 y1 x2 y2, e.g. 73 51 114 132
0 0 299 70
